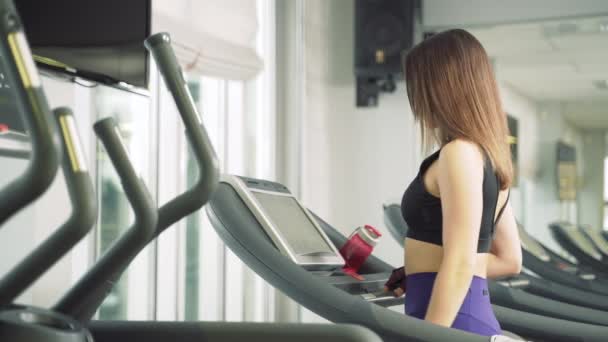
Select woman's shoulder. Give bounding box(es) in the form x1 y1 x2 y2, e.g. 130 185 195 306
438 139 485 175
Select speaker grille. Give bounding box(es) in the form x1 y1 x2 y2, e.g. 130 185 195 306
355 0 416 78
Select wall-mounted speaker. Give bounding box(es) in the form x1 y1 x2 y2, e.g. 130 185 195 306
355 0 416 78
355 0 417 107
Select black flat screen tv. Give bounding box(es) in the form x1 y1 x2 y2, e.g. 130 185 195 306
15 0 151 92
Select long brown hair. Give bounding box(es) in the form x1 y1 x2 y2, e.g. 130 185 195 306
404 29 513 189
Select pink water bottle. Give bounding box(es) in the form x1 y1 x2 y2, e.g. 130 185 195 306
339 225 382 280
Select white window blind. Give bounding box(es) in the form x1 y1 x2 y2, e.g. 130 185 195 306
153 0 263 80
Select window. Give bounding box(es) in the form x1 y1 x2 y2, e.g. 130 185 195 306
94 85 156 320
152 73 252 322
178 0 277 322
181 76 227 321
180 76 248 321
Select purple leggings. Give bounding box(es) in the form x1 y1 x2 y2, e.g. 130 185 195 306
404 272 502 336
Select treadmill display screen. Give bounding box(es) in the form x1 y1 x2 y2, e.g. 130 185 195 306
253 191 334 256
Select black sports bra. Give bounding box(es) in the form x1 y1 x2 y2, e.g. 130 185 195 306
400 149 509 253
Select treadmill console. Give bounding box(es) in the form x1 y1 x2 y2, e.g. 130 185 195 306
581 226 608 256
517 225 550 262
558 223 603 260
222 175 345 271
217 175 403 308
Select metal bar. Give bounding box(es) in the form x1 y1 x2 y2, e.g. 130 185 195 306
0 0 60 227
54 117 158 321
0 107 97 305
53 32 220 323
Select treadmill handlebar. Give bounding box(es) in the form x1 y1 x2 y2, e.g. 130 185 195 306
0 0 60 227
0 108 97 305
144 32 220 235
54 117 158 321
54 34 220 322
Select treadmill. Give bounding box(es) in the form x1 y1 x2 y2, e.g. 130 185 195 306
517 223 608 296
550 222 608 275
207 175 608 341
520 225 608 282
580 225 608 259
383 203 608 313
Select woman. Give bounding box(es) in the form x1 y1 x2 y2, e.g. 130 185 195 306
392 29 522 336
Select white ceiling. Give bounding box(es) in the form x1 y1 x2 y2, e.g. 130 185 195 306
467 16 608 129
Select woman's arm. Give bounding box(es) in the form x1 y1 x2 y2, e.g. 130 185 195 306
424 140 483 327
487 201 522 278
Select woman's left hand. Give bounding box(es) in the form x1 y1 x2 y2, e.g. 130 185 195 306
383 267 406 297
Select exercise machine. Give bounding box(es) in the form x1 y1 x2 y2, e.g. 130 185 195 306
580 225 608 258
207 175 608 341
0 1 94 338
0 0 59 227
550 222 608 275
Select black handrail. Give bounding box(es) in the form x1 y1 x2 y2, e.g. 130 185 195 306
0 0 60 227
0 2 92 341
53 32 220 322
0 107 97 305
144 32 220 234
54 117 158 321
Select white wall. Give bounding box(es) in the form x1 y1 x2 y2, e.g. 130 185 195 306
498 86 588 251
300 0 420 268
496 84 538 222
524 103 584 250
423 0 608 28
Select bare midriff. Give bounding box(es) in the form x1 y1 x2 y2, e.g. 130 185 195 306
404 238 490 278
